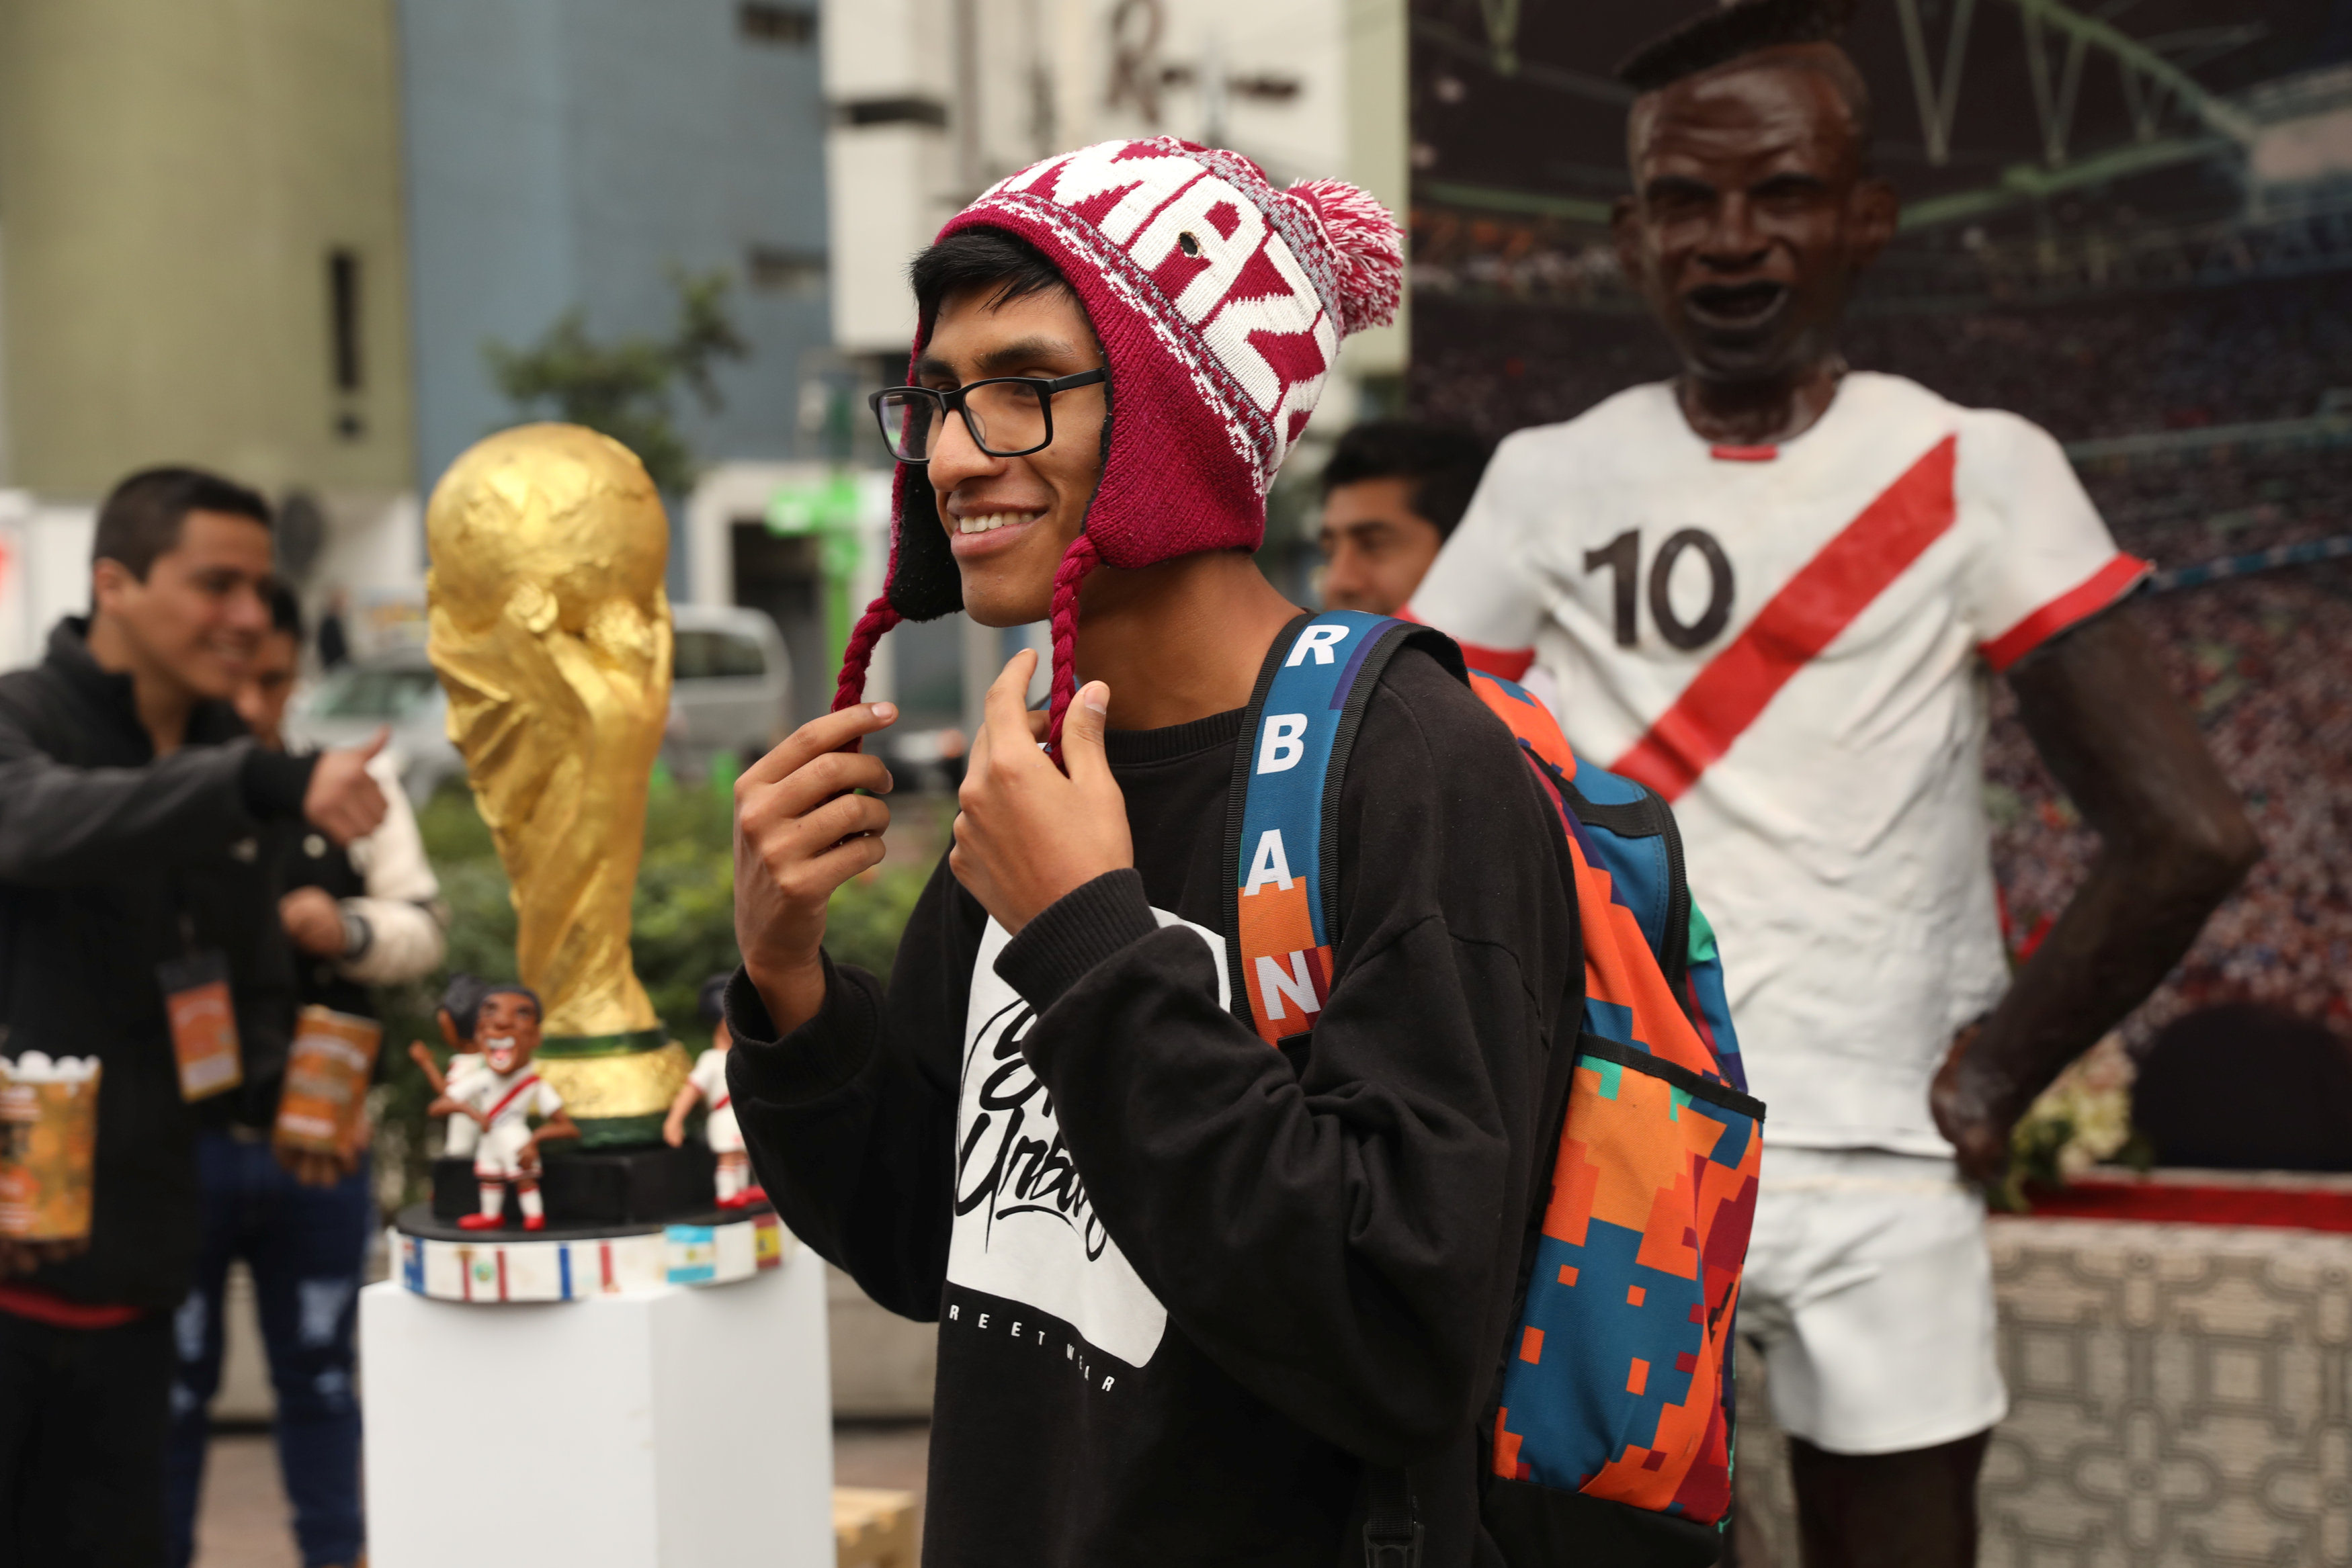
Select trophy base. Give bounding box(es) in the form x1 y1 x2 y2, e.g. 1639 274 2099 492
564 1111 673 1149
534 1031 694 1149
430 1143 723 1227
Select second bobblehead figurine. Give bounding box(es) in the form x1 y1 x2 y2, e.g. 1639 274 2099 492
429 984 579 1230
662 974 763 1209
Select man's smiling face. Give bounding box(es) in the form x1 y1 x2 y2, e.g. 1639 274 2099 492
1614 47 1896 388
918 284 1109 627
93 510 276 703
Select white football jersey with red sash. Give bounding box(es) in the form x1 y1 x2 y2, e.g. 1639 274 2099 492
1409 372 2144 1153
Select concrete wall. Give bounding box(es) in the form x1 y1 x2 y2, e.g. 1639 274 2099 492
821 0 955 354
0 490 92 670
821 0 1406 398
399 0 833 503
0 0 415 500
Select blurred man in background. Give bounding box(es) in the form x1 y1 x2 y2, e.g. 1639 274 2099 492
1314 421 1490 615
236 586 445 1027
0 468 386 1568
163 584 444 1568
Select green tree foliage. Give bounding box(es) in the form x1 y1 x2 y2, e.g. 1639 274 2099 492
371 772 931 1209
482 268 749 495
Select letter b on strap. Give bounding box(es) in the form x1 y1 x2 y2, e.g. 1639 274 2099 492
1257 713 1308 773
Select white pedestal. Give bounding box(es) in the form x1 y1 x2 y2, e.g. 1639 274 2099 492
360 1242 835 1567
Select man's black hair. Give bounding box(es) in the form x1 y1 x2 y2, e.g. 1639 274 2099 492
267 582 304 641
909 227 1075 326
91 466 272 582
478 984 543 1024
699 973 732 1027
1617 0 1870 145
1320 422 1493 541
439 973 490 1041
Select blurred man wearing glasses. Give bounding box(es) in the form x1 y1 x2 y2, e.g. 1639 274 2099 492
160 582 442 1568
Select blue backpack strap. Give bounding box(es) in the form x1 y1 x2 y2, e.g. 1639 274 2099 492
1223 611 1459 1045
1226 610 1460 1566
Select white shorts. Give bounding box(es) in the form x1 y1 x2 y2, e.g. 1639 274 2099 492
704 1104 743 1155
473 1119 536 1181
443 1061 487 1156
1738 1145 2007 1455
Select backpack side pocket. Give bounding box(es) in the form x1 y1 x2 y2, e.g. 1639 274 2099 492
1488 1035 1762 1528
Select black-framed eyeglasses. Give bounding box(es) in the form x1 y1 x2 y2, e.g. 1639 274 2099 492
868 369 1107 464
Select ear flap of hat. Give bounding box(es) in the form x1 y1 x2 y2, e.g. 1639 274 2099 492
884 463 963 621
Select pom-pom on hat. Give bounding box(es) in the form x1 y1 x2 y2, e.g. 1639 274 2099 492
832 137 1403 751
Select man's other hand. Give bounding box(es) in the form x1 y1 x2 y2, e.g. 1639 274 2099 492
734 701 899 1037
280 887 347 956
950 652 1132 934
1929 1020 2011 1186
306 728 390 846
272 1135 358 1190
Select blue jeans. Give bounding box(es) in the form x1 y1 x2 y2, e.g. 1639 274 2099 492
164 1131 370 1568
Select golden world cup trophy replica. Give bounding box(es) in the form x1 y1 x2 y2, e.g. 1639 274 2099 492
425 423 689 1147
394 423 783 1301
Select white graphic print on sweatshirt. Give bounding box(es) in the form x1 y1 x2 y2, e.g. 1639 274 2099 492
946 910 1231 1370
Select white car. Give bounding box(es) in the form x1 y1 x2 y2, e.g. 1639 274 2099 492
289 605 793 803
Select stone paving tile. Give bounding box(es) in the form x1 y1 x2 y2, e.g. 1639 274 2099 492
834 1420 932 1556
195 1421 933 1564
193 1432 298 1568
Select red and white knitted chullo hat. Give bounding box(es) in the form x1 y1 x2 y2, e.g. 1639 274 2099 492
831 136 1404 748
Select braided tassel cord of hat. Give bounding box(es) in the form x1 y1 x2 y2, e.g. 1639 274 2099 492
1042 532 1101 758
829 595 903 752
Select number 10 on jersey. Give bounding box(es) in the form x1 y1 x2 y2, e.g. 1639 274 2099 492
1585 528 1736 650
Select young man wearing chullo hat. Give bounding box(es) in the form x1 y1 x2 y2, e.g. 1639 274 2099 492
726 140 1581 1563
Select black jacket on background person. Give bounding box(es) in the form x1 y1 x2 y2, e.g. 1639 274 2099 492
259 744 448 1024
0 619 318 1311
727 648 1583 1567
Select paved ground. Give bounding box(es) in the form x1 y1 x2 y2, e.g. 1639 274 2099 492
835 1420 933 1556
192 1422 931 1566
191 1432 298 1568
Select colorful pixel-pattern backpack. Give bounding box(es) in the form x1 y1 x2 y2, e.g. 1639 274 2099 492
1223 611 1763 1567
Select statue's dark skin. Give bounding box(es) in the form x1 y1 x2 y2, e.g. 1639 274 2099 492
1611 46 2259 1568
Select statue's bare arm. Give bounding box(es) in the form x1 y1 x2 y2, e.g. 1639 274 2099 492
1932 608 2261 1181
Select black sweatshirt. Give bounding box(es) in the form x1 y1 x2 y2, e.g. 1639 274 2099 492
726 645 1581 1567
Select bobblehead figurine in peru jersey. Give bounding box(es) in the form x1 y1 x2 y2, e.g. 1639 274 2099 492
429 985 579 1230
661 975 763 1209
1404 0 2259 1561
417 973 490 1163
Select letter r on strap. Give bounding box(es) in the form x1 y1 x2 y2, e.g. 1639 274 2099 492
1285 624 1349 666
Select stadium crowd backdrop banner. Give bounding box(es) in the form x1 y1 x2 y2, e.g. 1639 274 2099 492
1406 3 2352 1562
